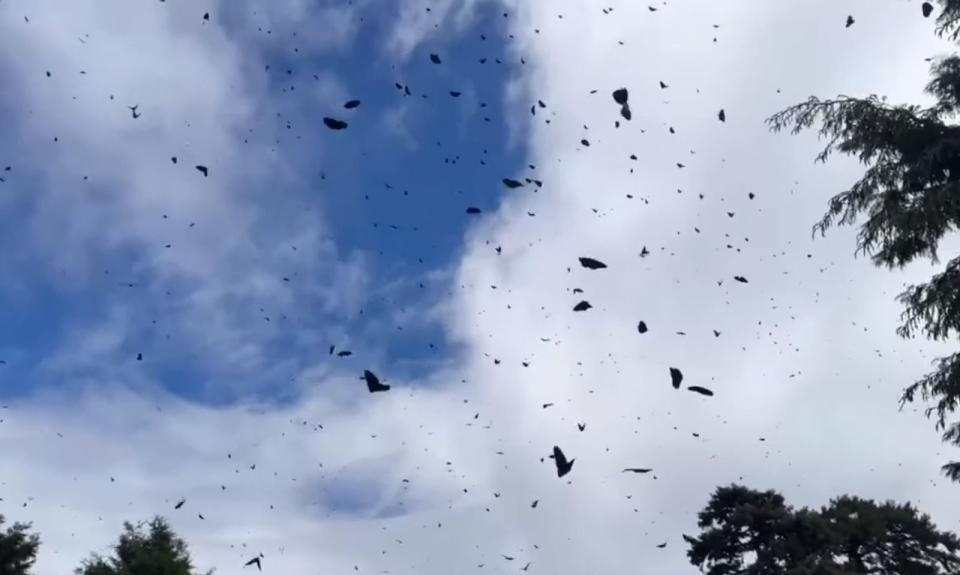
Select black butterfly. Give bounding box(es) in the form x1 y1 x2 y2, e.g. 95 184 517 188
552 446 574 477
578 257 607 270
323 117 348 130
670 368 683 389
244 555 262 571
364 370 390 393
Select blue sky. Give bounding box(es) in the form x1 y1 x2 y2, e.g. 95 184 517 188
3 1 960 574
0 0 524 402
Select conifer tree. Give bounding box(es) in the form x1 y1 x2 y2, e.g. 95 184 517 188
768 0 960 479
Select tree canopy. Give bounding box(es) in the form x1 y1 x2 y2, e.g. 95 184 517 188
767 0 960 480
75 517 208 575
687 484 960 575
0 515 39 575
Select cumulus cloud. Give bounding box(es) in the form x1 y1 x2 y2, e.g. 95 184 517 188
0 0 368 394
386 0 488 60
234 0 363 53
3 0 960 574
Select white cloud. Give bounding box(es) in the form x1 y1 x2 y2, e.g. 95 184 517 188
386 0 487 61
310 70 350 112
0 0 369 391
235 0 363 53
4 0 960 574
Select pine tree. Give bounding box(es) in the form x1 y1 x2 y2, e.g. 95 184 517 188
75 517 209 575
687 485 960 575
0 515 39 575
767 0 960 480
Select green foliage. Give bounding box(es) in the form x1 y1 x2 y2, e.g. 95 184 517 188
687 485 960 575
767 0 960 479
936 0 960 40
75 517 208 575
0 515 40 575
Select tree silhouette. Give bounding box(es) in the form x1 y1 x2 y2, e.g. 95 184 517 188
0 515 39 575
75 517 209 575
767 0 960 480
687 484 960 574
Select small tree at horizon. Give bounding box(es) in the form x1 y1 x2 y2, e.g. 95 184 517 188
0 514 40 575
687 484 960 574
75 517 210 575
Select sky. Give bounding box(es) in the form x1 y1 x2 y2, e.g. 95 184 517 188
1 0 959 573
